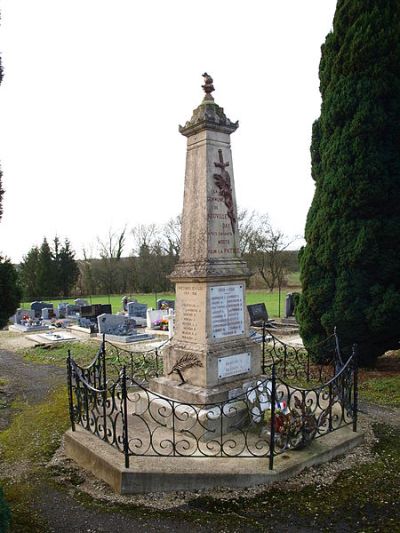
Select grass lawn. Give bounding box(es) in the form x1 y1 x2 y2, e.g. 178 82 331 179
358 350 400 407
20 286 301 318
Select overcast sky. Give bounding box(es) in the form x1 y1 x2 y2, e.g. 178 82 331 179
0 0 337 262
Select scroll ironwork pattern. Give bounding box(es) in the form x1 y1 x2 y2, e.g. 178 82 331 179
67 333 358 469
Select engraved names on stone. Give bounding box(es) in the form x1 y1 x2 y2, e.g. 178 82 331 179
210 284 244 339
175 284 205 344
218 353 251 379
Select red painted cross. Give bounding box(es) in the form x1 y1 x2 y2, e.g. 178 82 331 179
214 149 229 170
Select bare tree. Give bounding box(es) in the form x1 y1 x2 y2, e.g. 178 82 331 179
239 209 296 292
131 224 157 254
95 227 128 294
98 227 126 260
162 215 182 258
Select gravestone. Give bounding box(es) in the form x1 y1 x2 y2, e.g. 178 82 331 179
285 293 295 318
10 308 49 332
247 303 269 326
100 304 112 315
57 303 69 318
14 308 35 324
41 308 56 320
80 304 112 319
285 292 300 318
150 74 261 404
156 299 175 311
31 301 53 318
66 304 80 316
127 302 147 319
97 313 152 343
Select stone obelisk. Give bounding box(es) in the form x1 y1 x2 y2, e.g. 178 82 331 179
151 74 261 404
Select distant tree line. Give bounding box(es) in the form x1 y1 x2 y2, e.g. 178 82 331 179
15 212 299 301
75 212 299 297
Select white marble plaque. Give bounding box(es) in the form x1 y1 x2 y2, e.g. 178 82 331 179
218 353 251 379
210 284 244 339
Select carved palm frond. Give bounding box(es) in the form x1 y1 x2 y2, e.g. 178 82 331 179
168 353 203 375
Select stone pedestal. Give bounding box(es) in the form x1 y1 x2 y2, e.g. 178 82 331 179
150 77 261 405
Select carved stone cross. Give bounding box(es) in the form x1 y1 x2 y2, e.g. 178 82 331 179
214 149 229 171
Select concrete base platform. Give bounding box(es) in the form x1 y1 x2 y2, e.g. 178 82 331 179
9 324 51 333
27 331 78 344
64 425 363 494
96 333 154 343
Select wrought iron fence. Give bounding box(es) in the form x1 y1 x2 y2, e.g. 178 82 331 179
67 333 358 470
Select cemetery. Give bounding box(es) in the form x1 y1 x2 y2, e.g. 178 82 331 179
8 296 177 344
64 76 361 494
1 0 400 529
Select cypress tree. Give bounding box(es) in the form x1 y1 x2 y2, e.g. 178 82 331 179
0 257 21 328
19 246 40 300
297 0 400 365
0 165 3 222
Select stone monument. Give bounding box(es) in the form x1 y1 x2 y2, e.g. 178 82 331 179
151 74 261 404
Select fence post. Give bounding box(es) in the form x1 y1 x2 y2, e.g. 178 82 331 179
121 366 130 468
269 364 276 470
352 344 358 432
262 321 266 373
283 345 288 379
301 389 306 447
67 350 75 431
101 334 108 442
328 382 333 432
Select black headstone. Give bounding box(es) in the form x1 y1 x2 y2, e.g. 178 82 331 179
285 293 295 318
247 303 269 326
80 304 111 319
100 304 112 315
31 301 54 318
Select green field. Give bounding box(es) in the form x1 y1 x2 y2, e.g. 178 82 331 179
21 286 301 319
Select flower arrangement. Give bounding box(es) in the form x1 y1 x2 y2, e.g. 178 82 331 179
152 318 169 331
246 381 325 450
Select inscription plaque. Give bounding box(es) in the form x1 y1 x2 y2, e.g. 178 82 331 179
210 284 244 338
175 283 205 343
218 353 251 379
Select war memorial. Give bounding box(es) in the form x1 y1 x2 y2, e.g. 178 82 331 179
64 75 362 493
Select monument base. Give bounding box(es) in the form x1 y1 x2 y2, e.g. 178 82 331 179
149 373 266 404
64 425 364 494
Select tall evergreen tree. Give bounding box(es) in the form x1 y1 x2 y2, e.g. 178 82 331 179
0 52 3 221
56 238 79 297
0 165 3 222
19 246 41 300
297 0 400 365
36 238 57 297
0 256 22 328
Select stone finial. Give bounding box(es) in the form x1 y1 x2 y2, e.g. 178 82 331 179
179 73 238 137
202 72 215 101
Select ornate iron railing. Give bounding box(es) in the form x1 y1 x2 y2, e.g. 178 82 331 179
67 333 358 470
